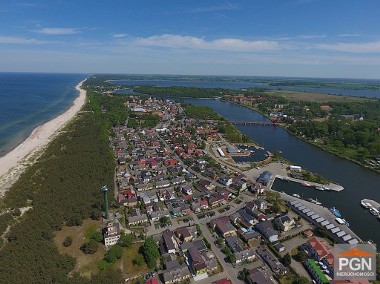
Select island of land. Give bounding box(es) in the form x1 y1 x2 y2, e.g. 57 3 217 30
0 75 378 284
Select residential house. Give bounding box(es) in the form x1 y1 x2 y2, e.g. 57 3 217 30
208 194 226 207
128 209 149 226
180 239 207 253
237 208 257 226
256 221 279 243
176 227 195 242
188 246 207 275
254 199 267 210
172 176 185 185
274 243 285 253
256 246 287 275
237 228 261 242
218 176 233 186
180 184 193 195
274 215 295 232
225 236 245 253
136 183 154 191
162 264 191 284
247 269 275 284
156 179 171 188
149 208 170 222
162 229 178 254
303 237 334 269
210 216 237 238
235 248 256 264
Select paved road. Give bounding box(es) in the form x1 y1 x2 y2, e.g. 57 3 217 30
145 192 252 236
280 236 311 280
199 223 242 284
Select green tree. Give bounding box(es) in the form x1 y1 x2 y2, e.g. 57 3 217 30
104 245 123 263
297 249 308 261
91 231 103 243
63 236 73 247
118 232 135 247
66 214 83 227
282 253 292 267
132 254 145 266
81 240 99 254
296 276 310 284
195 224 202 236
142 237 160 269
159 216 170 226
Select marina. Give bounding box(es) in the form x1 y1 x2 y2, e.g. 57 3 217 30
284 195 361 245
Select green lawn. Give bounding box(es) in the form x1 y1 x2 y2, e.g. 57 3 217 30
119 243 151 278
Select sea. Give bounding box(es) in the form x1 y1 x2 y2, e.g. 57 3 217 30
0 73 87 157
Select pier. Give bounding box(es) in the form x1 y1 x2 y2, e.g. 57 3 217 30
274 175 344 192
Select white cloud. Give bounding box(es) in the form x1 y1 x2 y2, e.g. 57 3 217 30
190 2 239 13
315 41 380 53
0 35 45 44
338 33 360 37
132 34 282 52
299 34 326 39
36 27 81 35
112 33 128 38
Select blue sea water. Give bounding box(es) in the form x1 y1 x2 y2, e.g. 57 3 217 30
0 73 87 156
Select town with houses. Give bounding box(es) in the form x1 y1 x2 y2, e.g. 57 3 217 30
99 95 371 284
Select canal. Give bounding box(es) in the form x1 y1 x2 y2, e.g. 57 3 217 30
182 98 380 246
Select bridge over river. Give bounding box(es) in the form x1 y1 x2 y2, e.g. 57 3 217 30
231 121 283 126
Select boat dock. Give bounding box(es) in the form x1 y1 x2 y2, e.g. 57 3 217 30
281 193 362 244
274 175 344 192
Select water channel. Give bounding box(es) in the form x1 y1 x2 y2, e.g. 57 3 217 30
181 98 380 246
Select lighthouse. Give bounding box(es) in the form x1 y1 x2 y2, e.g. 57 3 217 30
101 185 110 220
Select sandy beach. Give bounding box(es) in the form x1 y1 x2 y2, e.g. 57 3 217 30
0 79 87 197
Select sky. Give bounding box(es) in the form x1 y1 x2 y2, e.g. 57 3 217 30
0 0 379 79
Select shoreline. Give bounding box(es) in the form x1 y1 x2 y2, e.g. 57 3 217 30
0 79 88 198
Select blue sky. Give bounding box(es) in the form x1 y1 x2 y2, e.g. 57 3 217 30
0 0 379 78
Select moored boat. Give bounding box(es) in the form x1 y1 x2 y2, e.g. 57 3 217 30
292 193 301 198
308 198 322 205
329 207 342 218
369 207 379 216
360 200 370 208
315 185 325 191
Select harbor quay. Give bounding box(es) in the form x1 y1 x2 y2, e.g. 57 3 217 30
244 162 344 192
279 193 362 244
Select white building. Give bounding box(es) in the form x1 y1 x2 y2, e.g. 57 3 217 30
103 221 121 247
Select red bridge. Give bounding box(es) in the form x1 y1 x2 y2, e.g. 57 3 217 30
231 121 281 126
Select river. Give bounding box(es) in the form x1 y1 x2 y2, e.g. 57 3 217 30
181 98 380 246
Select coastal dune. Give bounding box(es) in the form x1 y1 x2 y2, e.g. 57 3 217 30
0 79 87 197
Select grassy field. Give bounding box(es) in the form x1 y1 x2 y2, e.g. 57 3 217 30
268 90 368 102
54 219 105 277
118 242 151 279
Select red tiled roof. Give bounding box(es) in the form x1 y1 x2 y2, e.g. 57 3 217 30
145 278 159 284
215 278 232 284
308 236 333 258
